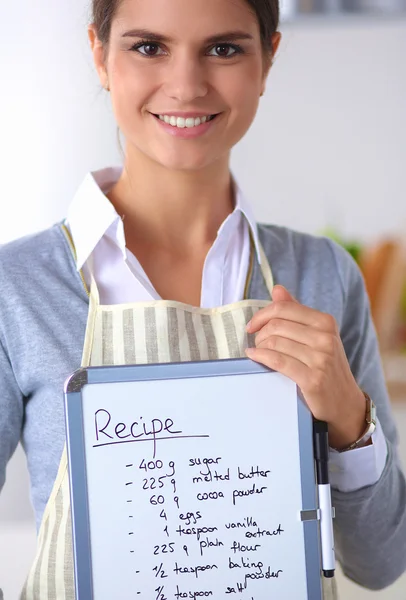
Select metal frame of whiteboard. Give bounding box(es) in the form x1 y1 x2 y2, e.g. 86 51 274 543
64 358 323 599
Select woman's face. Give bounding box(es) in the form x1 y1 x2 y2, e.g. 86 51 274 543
90 0 280 172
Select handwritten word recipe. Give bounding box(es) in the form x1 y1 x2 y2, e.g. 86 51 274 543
82 374 309 599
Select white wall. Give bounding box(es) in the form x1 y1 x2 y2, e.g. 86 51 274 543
232 15 406 243
0 2 406 598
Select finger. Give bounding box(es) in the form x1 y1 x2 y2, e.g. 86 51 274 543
248 302 336 334
245 346 309 390
255 335 312 368
255 319 335 355
246 285 299 334
272 285 299 304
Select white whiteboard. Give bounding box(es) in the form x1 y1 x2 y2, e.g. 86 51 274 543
65 359 322 599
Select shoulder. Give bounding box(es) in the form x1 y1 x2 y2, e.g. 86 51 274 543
0 222 67 264
0 222 85 310
259 220 353 263
258 222 360 285
257 223 364 318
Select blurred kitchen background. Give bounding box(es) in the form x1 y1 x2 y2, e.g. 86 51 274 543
1 0 406 598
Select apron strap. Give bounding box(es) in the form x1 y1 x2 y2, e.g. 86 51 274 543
61 223 90 297
61 222 100 305
87 255 101 306
258 240 274 298
80 254 100 367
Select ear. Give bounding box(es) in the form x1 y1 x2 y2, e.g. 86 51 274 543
88 25 109 90
271 32 282 57
261 32 282 94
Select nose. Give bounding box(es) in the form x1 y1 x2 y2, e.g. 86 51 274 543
162 52 208 103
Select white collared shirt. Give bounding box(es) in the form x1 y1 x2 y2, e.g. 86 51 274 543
66 166 262 307
66 165 387 492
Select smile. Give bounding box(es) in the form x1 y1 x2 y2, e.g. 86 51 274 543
152 114 218 129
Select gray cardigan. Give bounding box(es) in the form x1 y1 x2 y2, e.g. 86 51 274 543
0 222 405 590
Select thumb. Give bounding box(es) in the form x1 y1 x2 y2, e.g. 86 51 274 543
272 284 299 304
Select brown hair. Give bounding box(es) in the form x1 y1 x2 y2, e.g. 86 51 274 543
92 0 280 60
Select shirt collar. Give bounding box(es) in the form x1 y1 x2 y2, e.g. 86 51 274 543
66 166 125 270
66 165 262 271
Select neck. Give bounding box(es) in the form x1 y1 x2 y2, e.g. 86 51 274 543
107 147 235 256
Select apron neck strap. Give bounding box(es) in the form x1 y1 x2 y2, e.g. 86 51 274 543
87 254 101 306
258 240 274 297
246 229 274 300
80 256 100 368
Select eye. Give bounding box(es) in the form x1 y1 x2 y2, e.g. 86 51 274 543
208 44 242 58
130 42 165 57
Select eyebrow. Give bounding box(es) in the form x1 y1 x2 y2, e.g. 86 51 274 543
121 29 254 44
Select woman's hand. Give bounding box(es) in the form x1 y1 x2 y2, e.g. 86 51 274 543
245 285 367 450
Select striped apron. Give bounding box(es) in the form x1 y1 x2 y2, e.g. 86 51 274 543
20 224 337 599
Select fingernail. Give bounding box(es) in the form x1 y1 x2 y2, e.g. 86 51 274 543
245 348 254 357
246 320 252 331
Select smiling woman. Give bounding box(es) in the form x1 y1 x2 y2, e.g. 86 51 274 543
0 0 405 599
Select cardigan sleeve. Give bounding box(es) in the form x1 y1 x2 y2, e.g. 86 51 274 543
0 333 24 495
326 238 406 590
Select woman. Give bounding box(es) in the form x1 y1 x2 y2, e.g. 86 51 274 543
0 0 405 598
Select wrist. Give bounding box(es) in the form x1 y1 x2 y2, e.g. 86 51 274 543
328 389 369 451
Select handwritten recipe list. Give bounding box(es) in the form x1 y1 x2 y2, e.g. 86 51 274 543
82 373 311 599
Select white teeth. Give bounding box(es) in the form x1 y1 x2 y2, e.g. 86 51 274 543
157 114 213 129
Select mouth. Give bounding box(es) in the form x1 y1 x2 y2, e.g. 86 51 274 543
151 113 220 129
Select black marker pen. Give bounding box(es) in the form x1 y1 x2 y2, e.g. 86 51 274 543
313 419 336 578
